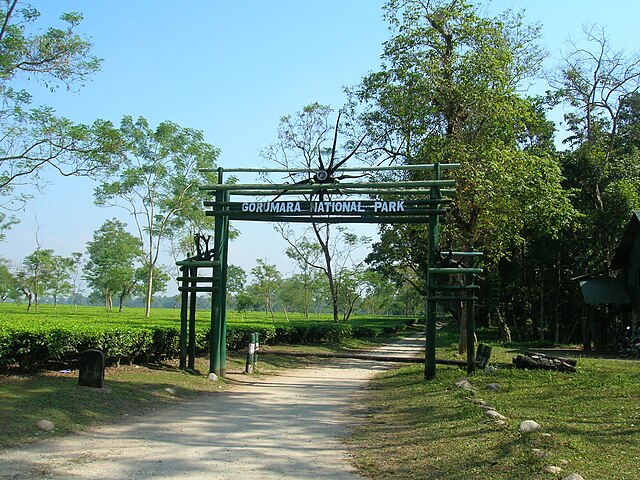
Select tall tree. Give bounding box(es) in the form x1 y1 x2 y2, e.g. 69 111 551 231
250 259 281 320
84 219 142 312
94 116 219 316
0 2 121 209
555 26 640 266
47 254 75 307
0 257 15 302
354 0 575 348
20 248 55 311
263 103 368 322
226 264 247 309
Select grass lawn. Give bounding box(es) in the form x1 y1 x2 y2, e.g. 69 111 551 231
348 325 640 480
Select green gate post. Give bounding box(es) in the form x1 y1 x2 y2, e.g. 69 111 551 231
188 265 197 370
210 167 229 377
218 189 230 377
210 179 223 377
179 265 188 369
466 269 476 374
425 163 441 380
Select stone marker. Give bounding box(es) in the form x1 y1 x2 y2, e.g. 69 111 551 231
78 349 105 388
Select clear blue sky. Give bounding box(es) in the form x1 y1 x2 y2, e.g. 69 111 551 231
2 0 639 289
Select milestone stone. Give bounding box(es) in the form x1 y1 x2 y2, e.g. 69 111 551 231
78 349 105 389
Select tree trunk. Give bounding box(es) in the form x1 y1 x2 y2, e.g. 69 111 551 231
145 263 154 317
458 300 467 354
496 308 512 343
24 290 32 311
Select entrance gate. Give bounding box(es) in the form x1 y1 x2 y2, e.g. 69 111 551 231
180 163 482 380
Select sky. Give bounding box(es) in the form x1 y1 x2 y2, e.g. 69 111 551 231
2 0 639 292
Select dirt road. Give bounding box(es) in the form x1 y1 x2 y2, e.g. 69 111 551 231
0 334 424 479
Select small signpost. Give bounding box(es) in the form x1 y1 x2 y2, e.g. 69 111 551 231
179 163 482 380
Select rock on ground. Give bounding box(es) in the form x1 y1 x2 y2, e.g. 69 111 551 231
519 420 541 432
36 420 54 432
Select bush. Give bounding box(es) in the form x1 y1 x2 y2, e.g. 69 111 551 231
0 305 418 371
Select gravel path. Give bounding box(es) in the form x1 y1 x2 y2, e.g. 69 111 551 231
0 334 425 480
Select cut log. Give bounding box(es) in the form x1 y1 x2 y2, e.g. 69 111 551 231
523 351 578 367
512 353 577 373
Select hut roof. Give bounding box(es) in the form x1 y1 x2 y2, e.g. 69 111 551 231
610 211 640 270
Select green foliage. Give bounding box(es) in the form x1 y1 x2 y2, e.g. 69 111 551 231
0 2 121 207
84 219 143 311
94 116 220 316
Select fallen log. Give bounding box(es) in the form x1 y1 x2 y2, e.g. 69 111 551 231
512 353 577 372
524 351 578 367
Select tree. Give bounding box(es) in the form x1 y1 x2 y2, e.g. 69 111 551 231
68 252 84 307
94 116 219 317
354 0 576 349
84 219 142 312
20 248 55 311
262 103 369 322
250 259 281 320
0 257 15 302
555 26 640 266
0 2 121 209
226 264 247 309
47 254 75 307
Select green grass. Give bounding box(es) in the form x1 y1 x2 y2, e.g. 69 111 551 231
348 324 640 480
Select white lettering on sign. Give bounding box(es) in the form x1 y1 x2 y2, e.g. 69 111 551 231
239 201 406 215
242 202 303 213
373 201 405 212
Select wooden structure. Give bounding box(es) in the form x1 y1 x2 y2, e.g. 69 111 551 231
577 211 640 349
192 164 482 379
